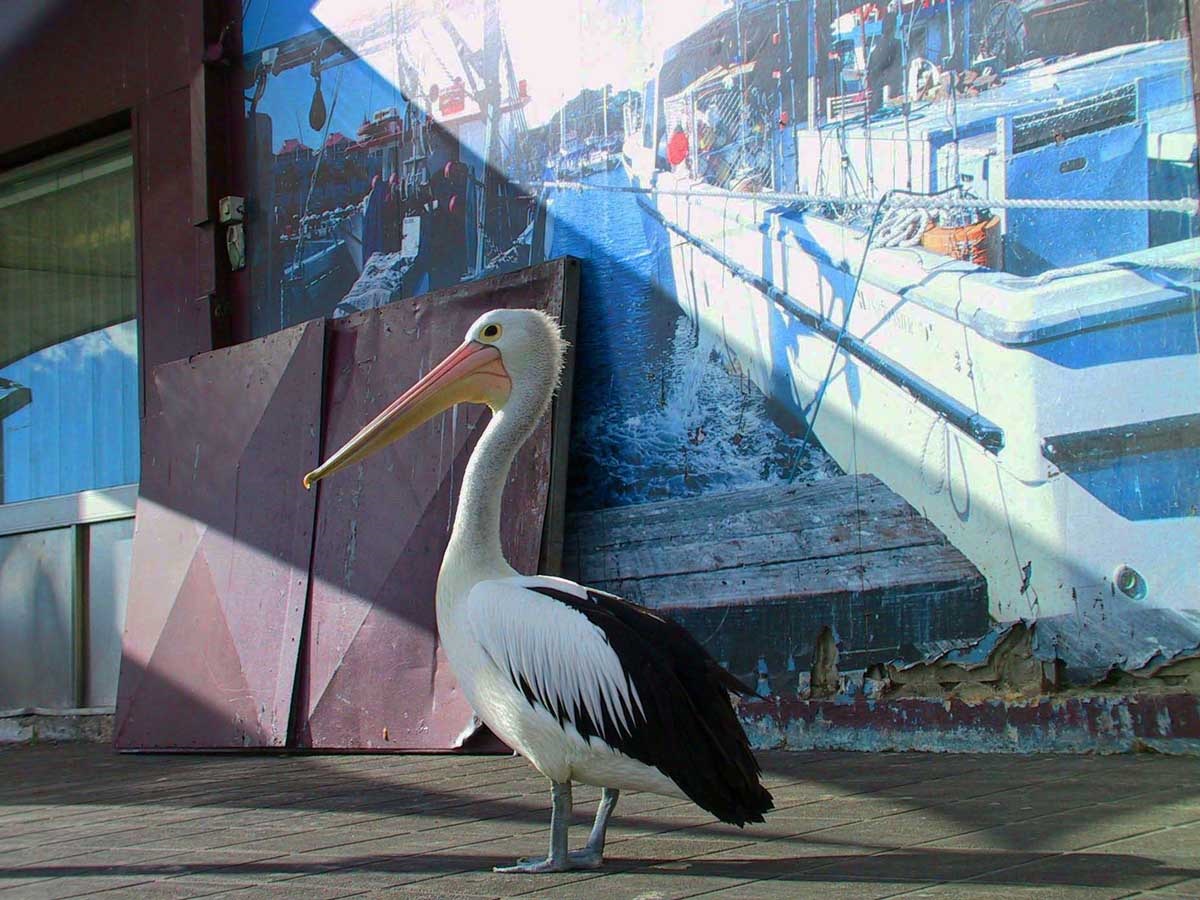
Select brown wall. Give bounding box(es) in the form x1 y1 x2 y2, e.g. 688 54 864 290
0 0 244 389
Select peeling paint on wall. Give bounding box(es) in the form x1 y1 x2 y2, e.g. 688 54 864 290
739 693 1200 755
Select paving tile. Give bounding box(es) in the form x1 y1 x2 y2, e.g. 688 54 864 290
52 823 244 852
406 815 547 841
0 873 64 895
0 847 189 881
690 830 878 864
412 864 615 898
0 845 98 869
186 809 323 830
273 830 496 861
652 814 864 846
371 890 500 900
895 884 1136 899
959 850 1196 892
205 883 370 898
215 824 415 855
803 807 1008 852
148 850 297 884
509 865 752 900
91 879 252 899
1133 877 1200 897
1083 820 1200 866
807 847 1050 883
925 802 1200 854
282 851 485 890
622 829 760 853
266 860 441 892
924 795 1070 829
699 874 933 899
0 874 164 899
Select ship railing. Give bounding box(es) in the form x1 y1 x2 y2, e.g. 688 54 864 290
545 179 1198 285
662 73 774 193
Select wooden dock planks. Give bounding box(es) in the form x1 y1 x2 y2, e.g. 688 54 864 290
563 475 990 690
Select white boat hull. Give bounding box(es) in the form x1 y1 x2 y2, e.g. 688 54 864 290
643 173 1200 629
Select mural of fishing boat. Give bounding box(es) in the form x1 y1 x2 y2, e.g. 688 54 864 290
244 2 548 332
617 0 1200 673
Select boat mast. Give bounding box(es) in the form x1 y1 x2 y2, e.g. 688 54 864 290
603 83 609 144
779 0 799 192
476 0 502 275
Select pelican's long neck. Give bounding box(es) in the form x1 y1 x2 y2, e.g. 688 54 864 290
443 376 551 584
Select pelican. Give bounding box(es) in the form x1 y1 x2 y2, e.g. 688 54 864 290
304 308 773 873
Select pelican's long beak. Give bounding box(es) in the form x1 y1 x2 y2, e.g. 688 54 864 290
303 340 511 489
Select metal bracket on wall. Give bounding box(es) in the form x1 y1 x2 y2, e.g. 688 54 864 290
71 523 89 708
196 292 232 346
226 223 246 270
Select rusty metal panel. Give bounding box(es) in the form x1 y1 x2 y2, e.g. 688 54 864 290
115 320 325 749
297 259 577 750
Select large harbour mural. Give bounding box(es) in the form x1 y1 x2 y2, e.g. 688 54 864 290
241 0 1200 695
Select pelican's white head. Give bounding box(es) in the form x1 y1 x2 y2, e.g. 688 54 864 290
464 308 568 403
303 308 567 489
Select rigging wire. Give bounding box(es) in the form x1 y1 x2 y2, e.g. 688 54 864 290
783 191 889 481
251 0 272 52
783 184 966 482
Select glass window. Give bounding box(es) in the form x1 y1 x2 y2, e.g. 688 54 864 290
0 527 74 708
0 137 139 504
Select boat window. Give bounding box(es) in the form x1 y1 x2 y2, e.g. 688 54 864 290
0 135 139 504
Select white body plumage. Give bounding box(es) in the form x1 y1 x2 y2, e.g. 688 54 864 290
436 569 686 798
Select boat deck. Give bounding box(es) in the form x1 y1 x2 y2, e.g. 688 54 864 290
563 476 989 681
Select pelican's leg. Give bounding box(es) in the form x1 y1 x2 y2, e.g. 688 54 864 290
566 787 619 868
493 780 572 874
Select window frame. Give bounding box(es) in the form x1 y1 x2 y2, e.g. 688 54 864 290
0 132 139 712
0 131 139 509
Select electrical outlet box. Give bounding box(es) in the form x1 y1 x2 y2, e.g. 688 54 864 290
219 196 245 224
226 223 246 270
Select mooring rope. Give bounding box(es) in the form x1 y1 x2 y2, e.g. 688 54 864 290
541 179 1200 215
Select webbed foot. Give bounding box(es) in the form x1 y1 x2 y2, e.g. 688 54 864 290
493 855 567 874
492 848 604 874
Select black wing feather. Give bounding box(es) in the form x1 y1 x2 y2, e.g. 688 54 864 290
527 584 774 826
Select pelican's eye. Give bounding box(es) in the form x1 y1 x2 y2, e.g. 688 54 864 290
479 323 502 343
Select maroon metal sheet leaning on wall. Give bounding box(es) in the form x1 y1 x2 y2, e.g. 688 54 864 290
294 260 577 751
115 320 325 749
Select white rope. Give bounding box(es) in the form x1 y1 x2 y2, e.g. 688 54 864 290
541 179 1200 215
876 207 932 247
